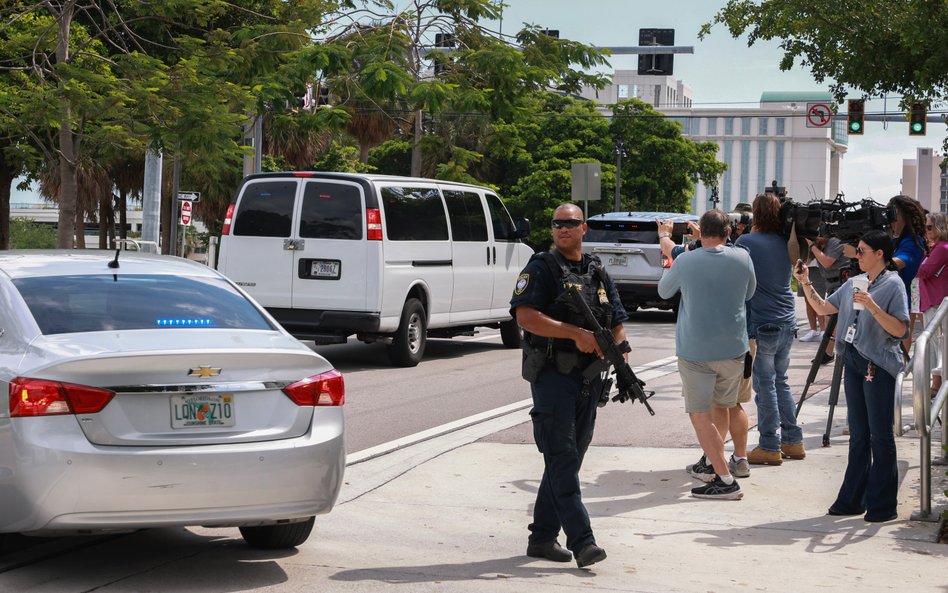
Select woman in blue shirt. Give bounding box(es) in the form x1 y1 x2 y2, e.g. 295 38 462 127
887 196 927 342
794 230 909 523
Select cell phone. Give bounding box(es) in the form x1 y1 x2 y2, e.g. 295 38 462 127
795 259 805 274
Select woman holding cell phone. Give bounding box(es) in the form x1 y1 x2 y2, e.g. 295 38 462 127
793 229 909 523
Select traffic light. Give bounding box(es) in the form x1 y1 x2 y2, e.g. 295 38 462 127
909 101 926 136
847 99 865 135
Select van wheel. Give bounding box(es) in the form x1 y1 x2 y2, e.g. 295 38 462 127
239 517 315 549
388 298 426 367
499 319 522 348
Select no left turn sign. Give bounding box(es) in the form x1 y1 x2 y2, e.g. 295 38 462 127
806 102 833 128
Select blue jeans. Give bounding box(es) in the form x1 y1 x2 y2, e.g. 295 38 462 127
832 347 899 518
528 365 600 553
752 322 802 451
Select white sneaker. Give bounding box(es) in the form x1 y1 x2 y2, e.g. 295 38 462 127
799 329 819 342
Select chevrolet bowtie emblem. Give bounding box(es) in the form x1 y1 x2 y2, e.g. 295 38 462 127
188 366 222 378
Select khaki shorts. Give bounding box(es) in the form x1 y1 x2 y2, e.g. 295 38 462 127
679 355 745 413
737 338 756 404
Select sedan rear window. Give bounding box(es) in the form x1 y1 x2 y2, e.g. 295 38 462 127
13 274 275 335
585 220 660 244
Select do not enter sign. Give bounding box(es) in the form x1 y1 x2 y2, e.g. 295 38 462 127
180 200 192 226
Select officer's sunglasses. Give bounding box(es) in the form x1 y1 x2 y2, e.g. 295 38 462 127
551 218 583 229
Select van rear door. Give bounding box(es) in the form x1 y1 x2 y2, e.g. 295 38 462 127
219 179 298 307
291 179 371 312
443 188 493 322
484 193 524 317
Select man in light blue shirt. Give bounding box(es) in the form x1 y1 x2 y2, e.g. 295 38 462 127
658 209 756 500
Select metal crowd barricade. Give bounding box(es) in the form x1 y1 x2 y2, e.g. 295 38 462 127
910 296 948 521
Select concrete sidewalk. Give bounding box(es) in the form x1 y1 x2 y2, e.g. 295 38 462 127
308 318 947 592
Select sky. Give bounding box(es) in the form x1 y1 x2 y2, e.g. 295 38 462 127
494 0 942 202
11 1 942 206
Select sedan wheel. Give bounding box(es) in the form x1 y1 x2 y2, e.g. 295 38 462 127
239 516 315 549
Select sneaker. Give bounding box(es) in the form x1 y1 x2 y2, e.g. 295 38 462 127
691 476 743 500
727 455 751 478
686 454 715 482
799 329 821 342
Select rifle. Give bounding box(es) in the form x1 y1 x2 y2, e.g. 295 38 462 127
561 286 655 415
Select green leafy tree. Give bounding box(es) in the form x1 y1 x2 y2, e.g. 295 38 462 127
701 1 948 114
610 99 727 213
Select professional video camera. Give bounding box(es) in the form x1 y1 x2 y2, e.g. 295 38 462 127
769 183 893 244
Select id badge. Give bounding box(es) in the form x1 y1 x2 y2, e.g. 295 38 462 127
844 324 856 344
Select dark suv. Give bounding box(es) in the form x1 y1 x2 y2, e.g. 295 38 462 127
583 211 698 315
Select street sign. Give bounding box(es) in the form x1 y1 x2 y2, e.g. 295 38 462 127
177 191 200 202
571 162 601 202
806 102 833 128
180 200 192 226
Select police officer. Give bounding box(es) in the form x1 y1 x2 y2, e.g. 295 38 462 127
510 203 628 569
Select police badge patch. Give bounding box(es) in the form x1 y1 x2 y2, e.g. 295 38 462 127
514 273 530 295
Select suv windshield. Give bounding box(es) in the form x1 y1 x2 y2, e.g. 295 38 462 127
14 274 275 335
585 220 659 244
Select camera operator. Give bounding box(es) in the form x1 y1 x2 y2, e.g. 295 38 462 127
886 195 927 351
735 193 805 466
804 234 849 364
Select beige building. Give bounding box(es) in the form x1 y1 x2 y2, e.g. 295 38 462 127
901 147 947 213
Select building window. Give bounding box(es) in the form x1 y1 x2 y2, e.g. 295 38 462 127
724 118 734 135
680 117 691 135
757 141 768 195
707 117 718 135
758 117 769 136
741 117 751 135
654 84 661 107
739 141 750 202
775 141 785 184
776 118 786 136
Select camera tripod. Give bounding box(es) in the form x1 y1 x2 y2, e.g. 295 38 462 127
794 313 845 447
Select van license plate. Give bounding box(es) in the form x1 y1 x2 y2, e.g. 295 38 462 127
608 255 628 267
311 259 341 278
171 394 235 428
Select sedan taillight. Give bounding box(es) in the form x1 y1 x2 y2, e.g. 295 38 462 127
9 377 115 417
282 370 345 406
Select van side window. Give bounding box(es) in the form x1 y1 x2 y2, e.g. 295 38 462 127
381 187 449 241
233 181 296 238
485 193 517 241
300 182 363 240
443 190 488 242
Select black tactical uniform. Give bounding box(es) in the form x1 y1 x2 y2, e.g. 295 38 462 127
510 250 627 555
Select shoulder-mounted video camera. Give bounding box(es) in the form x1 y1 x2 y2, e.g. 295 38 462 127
774 187 893 244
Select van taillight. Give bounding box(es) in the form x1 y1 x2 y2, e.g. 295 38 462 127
221 203 236 235
282 370 345 406
9 377 115 417
366 208 383 241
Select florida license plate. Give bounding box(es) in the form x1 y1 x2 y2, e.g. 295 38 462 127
311 259 340 278
171 394 235 428
608 255 628 267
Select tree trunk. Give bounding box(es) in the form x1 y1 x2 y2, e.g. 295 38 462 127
74 206 85 248
160 184 171 254
54 2 78 249
118 189 127 241
410 109 423 177
0 163 13 250
98 194 108 249
106 195 116 249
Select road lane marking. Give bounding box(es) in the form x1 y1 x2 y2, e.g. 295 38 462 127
347 355 679 465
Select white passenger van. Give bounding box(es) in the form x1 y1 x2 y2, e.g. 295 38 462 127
217 172 534 366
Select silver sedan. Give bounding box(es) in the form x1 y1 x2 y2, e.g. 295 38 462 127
0 251 345 549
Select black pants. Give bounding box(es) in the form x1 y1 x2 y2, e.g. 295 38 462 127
527 365 600 552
